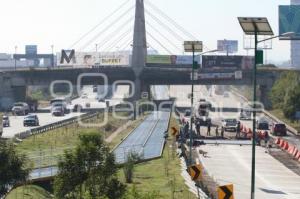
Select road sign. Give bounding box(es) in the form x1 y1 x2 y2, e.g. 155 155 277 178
171 127 178 136
188 164 202 181
218 184 234 199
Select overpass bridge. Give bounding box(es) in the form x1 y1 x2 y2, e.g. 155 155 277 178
0 65 290 109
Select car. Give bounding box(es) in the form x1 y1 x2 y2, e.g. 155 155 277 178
2 115 10 127
12 102 30 116
239 108 252 120
222 118 238 131
73 104 83 112
256 118 269 130
81 93 88 99
23 114 39 126
52 105 65 116
271 123 287 136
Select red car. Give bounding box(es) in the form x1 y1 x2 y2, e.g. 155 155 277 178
271 123 287 136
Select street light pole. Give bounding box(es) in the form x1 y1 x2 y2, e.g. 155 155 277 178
189 45 195 166
251 26 258 199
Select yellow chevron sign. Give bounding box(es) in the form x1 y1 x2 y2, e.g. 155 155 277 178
218 184 234 199
188 164 202 181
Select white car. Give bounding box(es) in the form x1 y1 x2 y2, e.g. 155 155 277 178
222 118 238 132
12 102 30 116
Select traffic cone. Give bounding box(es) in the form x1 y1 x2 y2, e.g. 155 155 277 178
279 139 285 148
283 141 289 150
275 138 281 145
292 148 299 158
287 145 295 155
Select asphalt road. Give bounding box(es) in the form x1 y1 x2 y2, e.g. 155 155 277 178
2 85 128 138
198 145 300 199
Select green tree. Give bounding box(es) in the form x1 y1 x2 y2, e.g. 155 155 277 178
0 141 30 197
283 84 300 120
54 132 126 199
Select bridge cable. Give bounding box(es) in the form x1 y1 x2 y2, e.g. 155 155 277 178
91 16 134 51
69 0 131 49
145 1 211 51
104 29 133 53
79 5 134 51
146 21 182 53
147 31 173 54
145 9 185 42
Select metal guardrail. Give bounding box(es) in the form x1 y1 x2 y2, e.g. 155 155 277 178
14 111 102 139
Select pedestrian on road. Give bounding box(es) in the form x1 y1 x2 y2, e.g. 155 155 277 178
221 126 224 138
184 122 189 138
236 121 241 139
196 121 201 137
215 126 219 137
264 130 270 150
207 122 211 136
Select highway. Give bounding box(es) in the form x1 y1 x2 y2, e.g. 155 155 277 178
198 145 300 199
2 85 128 138
170 85 300 199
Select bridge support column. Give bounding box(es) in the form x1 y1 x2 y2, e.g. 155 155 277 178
259 85 272 110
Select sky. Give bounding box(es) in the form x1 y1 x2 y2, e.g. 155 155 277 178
0 0 293 63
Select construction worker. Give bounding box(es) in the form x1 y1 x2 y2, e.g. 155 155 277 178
207 122 211 136
236 121 241 139
184 121 189 138
215 125 219 137
221 126 224 138
196 120 201 137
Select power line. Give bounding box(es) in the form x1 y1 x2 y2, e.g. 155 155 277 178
69 0 131 49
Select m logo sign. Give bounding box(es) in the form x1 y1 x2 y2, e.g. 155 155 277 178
60 49 76 64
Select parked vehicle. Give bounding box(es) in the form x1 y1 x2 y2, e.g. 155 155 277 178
23 114 39 126
12 102 30 115
222 118 238 131
2 115 10 127
197 101 211 117
271 123 287 136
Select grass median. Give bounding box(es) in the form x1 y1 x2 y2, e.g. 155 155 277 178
15 112 139 168
118 115 197 199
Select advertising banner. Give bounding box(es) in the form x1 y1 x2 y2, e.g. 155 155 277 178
57 50 130 66
279 5 300 40
146 55 171 64
202 55 243 70
146 55 201 65
217 40 238 53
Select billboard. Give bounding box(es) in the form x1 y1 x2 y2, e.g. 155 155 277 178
25 45 37 55
57 50 130 66
202 55 254 70
279 5 300 40
217 40 238 53
146 55 201 65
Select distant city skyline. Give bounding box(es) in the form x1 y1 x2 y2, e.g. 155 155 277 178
0 0 293 63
